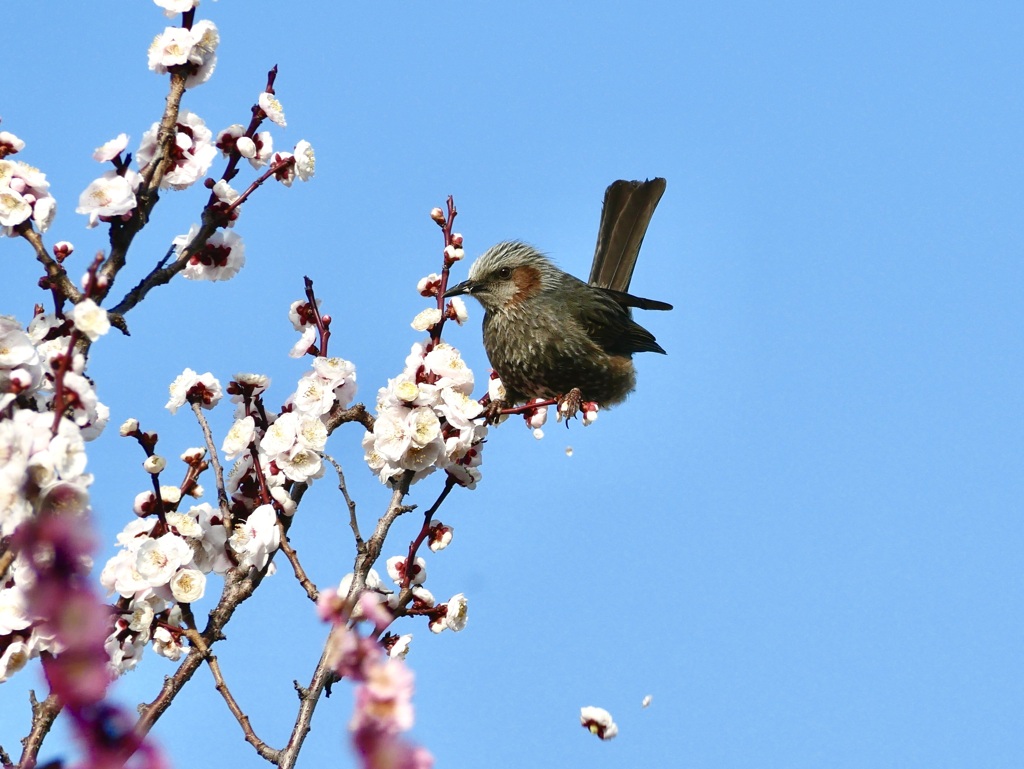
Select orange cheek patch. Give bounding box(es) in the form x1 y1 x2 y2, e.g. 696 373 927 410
510 265 542 304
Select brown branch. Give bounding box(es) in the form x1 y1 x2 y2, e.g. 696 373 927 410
98 71 188 299
134 564 266 740
13 224 82 305
278 527 318 603
0 546 15 586
276 633 338 769
323 402 374 434
277 471 415 769
190 630 279 763
107 218 218 320
17 690 62 769
190 401 233 530
325 455 362 549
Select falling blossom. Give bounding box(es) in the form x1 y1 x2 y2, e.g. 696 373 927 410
580 706 618 740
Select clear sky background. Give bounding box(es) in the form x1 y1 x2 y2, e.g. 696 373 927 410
2 1 1022 767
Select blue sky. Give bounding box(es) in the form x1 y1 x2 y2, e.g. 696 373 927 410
2 1 1023 767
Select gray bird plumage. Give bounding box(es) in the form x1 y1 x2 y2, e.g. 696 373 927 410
444 178 670 408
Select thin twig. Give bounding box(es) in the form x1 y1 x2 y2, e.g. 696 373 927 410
134 564 266 740
278 526 319 602
188 629 279 763
190 401 233 529
325 454 362 548
323 402 374 434
277 471 415 769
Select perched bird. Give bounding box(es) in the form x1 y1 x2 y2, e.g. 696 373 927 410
444 178 671 412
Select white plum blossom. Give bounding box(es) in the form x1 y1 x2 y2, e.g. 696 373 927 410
388 634 413 660
448 296 469 324
152 625 184 661
154 0 199 17
312 356 357 407
235 136 256 158
92 133 129 162
0 316 42 410
0 640 32 683
143 455 166 474
67 298 111 341
147 26 193 71
184 19 219 88
0 160 55 234
248 131 274 168
229 504 280 571
136 109 217 190
580 706 618 740
169 568 206 603
0 131 25 156
427 522 454 552
417 273 441 297
275 445 323 483
180 229 245 281
386 556 427 586
271 152 296 187
136 532 194 586
222 415 255 461
0 186 31 228
259 92 287 126
444 593 468 632
410 308 442 332
166 367 222 413
293 140 315 181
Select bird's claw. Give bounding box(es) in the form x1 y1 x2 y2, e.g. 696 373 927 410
557 388 584 425
483 398 509 425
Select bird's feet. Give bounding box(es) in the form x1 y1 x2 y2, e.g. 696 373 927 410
483 398 510 424
556 388 584 424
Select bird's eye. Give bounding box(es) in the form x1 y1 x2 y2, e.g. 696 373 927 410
497 267 512 279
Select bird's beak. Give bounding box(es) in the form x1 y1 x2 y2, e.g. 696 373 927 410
443 279 475 298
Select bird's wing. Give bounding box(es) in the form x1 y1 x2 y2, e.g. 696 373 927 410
596 287 673 311
589 178 667 293
577 289 667 356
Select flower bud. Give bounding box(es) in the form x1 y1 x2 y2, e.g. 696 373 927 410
143 455 166 474
53 241 74 261
235 136 257 159
430 207 445 225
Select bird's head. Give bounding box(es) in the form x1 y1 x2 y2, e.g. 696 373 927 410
444 241 560 313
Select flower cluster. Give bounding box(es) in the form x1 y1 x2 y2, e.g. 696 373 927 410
0 136 57 236
148 17 220 89
362 337 486 489
100 498 230 673
0 308 109 682
137 108 218 191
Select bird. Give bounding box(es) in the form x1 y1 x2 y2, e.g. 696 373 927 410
443 178 671 415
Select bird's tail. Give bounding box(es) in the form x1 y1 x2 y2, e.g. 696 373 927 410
588 178 666 293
